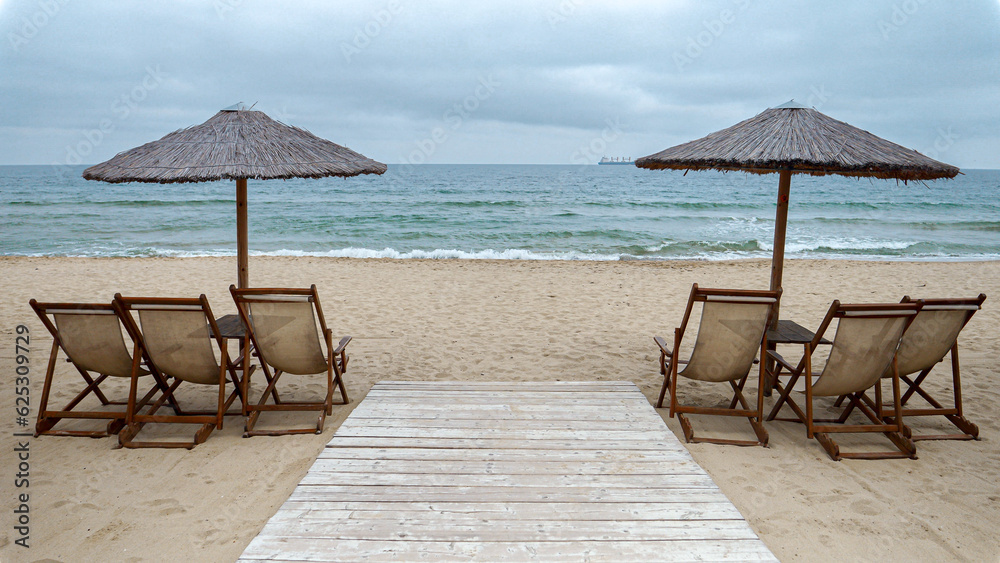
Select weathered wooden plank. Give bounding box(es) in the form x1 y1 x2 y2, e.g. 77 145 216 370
367 388 641 395
317 447 693 463
253 518 761 542
287 485 730 504
369 384 632 397
298 471 717 488
337 417 667 431
326 437 683 450
239 539 778 562
372 380 635 392
307 458 707 475
359 399 655 409
268 502 746 521
361 395 652 405
348 405 663 424
330 426 672 441
362 396 647 404
354 398 648 407
363 389 642 398
351 399 661 410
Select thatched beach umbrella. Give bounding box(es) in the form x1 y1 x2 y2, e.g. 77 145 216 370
84 104 386 287
635 100 959 323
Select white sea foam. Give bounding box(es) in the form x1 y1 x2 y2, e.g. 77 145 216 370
27 244 999 262
763 237 918 253
263 247 623 261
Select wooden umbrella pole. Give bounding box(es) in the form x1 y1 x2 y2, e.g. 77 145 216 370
769 169 792 326
236 179 249 289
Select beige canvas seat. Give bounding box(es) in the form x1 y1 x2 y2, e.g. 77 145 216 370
29 300 177 438
654 284 780 447
231 285 350 437
870 295 986 441
114 294 242 449
767 301 922 461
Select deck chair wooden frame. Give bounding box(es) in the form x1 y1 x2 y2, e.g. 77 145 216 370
230 284 350 437
858 294 986 441
29 299 177 438
766 301 922 461
654 284 780 447
114 294 242 449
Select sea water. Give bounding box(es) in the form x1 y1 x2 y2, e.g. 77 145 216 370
1 164 997 261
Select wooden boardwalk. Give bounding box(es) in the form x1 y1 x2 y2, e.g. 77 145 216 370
239 381 776 562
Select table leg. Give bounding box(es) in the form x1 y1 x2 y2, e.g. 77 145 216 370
241 335 250 416
764 341 777 396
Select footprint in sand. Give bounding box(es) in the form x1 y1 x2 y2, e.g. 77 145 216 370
144 498 187 516
52 499 101 511
851 499 881 515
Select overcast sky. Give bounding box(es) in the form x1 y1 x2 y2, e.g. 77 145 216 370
2 0 999 167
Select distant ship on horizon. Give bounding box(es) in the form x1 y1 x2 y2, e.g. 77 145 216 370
598 156 633 165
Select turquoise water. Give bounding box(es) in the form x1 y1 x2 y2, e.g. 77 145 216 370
1 164 997 260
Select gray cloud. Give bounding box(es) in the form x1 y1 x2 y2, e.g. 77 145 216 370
1 0 998 167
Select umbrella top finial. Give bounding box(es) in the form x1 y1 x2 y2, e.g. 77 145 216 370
221 102 253 112
772 99 810 110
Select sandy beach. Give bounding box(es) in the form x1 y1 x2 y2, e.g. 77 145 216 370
1 256 998 562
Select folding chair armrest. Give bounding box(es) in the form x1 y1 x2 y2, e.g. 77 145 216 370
333 335 352 355
653 335 672 357
767 350 798 374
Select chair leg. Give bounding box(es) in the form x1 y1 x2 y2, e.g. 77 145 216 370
316 409 327 435
732 378 769 446
106 418 126 435
767 371 807 423
338 352 350 404
34 341 60 435
896 346 979 441
244 369 331 437
808 392 917 461
884 431 917 458
814 432 841 461
677 413 696 442
120 416 219 450
194 423 215 446
117 423 140 446
117 374 224 450
749 417 769 446
811 428 915 461
333 352 349 405
671 377 768 447
244 369 285 437
938 415 979 440
35 340 136 438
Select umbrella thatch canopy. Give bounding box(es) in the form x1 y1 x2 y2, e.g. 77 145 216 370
636 101 959 323
84 105 386 287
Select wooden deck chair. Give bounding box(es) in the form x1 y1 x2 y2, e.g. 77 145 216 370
230 285 351 437
654 284 780 447
871 294 986 441
114 294 241 449
766 301 922 461
29 300 177 438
